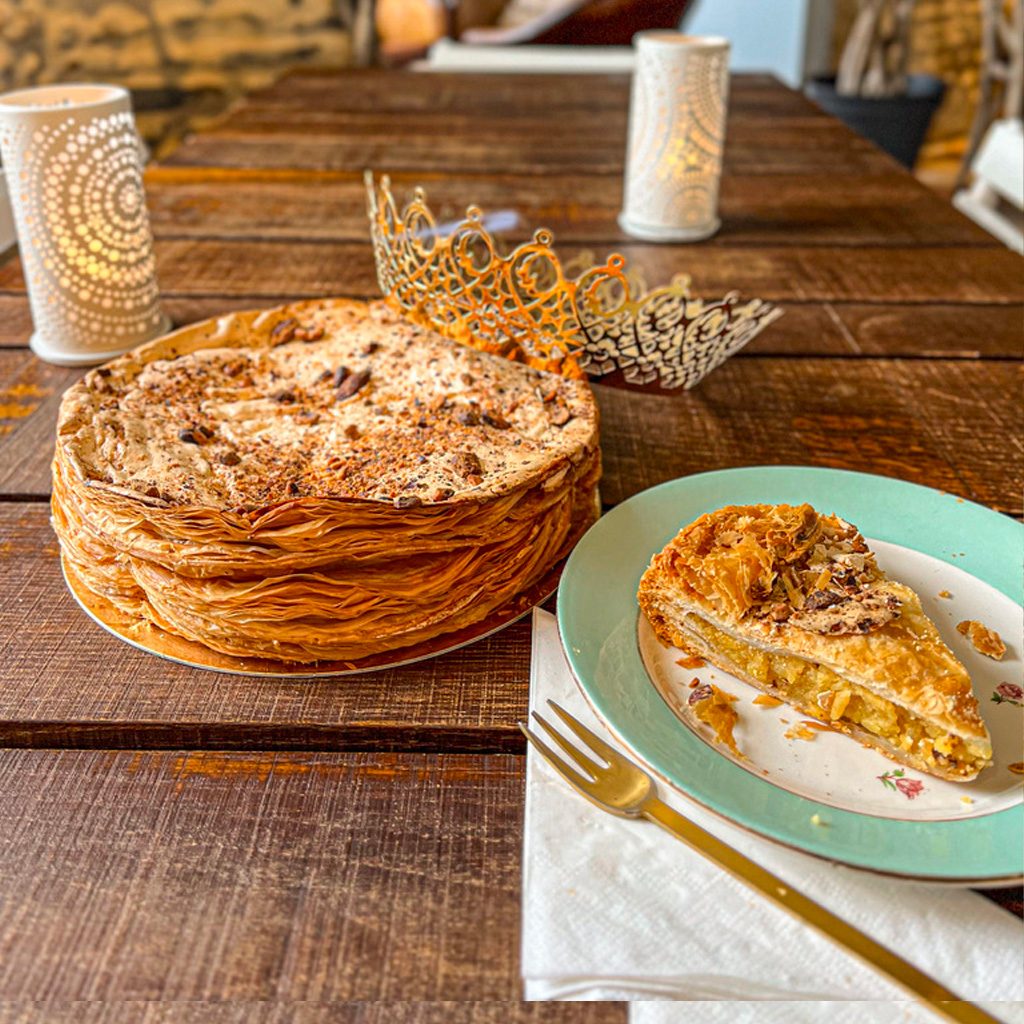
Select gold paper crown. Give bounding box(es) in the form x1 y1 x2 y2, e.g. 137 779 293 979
365 172 782 391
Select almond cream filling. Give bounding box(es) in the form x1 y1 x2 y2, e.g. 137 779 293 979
676 612 990 779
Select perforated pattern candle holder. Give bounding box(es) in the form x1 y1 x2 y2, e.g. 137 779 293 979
619 33 730 243
0 84 170 366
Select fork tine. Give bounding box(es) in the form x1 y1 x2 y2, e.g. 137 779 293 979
531 710 604 778
545 700 624 765
518 721 594 792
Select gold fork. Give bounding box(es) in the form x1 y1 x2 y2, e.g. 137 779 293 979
521 700 1000 1024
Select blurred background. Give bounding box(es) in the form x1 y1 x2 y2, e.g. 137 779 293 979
0 1 1017 195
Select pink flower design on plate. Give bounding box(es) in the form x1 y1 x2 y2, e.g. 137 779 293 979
895 777 924 799
877 768 925 799
993 682 1023 707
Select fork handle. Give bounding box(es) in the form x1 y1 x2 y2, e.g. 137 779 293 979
643 798 1001 1024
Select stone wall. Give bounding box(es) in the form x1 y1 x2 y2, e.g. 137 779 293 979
832 0 984 169
0 0 354 155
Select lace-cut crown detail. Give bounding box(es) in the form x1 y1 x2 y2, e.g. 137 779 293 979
365 173 783 391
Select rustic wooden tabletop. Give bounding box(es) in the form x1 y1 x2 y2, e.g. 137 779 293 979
0 69 1020 1014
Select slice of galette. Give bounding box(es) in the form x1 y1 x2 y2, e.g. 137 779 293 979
637 503 992 781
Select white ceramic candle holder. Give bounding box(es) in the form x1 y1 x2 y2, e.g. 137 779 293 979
619 33 730 243
0 84 170 366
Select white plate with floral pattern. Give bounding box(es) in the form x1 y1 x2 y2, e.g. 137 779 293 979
559 467 1024 883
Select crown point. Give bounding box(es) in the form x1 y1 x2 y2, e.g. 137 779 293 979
535 229 553 246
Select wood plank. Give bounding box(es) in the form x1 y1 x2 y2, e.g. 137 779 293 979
0 1004 626 1024
237 69 806 118
139 168 998 247
3 241 1018 305
2 295 1018 360
0 749 525 999
595 358 1024 514
0 355 1019 508
163 118 888 176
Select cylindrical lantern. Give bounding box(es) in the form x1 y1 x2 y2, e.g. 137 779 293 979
619 33 730 242
0 84 170 366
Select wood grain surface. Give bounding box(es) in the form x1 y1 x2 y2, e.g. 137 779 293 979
0 749 525 1000
3 239 1020 304
0 1002 626 1024
0 70 1019 1000
137 167 997 246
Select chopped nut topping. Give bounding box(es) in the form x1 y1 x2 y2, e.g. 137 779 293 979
483 411 511 430
957 620 1006 660
335 368 370 401
271 389 295 404
452 451 483 478
218 452 241 467
549 401 571 427
394 495 421 509
178 428 205 445
294 324 325 343
270 318 297 346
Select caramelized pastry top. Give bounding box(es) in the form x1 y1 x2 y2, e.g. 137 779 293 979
57 299 598 511
662 503 901 636
639 503 990 744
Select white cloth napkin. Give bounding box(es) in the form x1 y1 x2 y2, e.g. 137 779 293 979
522 608 1024 1015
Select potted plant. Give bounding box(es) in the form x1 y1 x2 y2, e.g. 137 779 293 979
805 0 946 168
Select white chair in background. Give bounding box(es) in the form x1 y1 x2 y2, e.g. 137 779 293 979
952 118 1024 254
418 39 635 72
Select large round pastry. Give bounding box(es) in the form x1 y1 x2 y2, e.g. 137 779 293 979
52 299 601 663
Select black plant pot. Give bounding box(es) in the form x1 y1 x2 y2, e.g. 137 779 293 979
805 74 946 169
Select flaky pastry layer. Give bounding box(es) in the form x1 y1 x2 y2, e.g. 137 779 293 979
52 299 601 662
638 503 992 780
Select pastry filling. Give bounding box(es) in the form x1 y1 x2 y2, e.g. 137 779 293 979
682 613 989 779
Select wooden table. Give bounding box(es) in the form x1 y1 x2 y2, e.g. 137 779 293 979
0 70 1020 1014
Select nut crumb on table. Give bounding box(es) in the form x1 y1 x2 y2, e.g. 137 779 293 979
957 619 1006 660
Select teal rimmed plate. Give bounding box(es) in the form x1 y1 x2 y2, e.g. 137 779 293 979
557 467 1023 883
